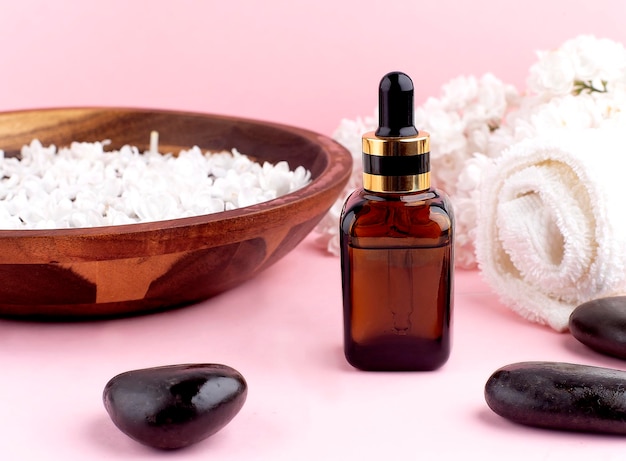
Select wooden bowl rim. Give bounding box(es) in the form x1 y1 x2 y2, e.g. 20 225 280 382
0 106 353 239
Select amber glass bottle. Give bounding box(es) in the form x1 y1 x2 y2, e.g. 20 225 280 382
340 72 454 371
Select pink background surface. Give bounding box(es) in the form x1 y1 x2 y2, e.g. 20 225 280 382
1 0 626 136
2 1 626 459
5 237 626 459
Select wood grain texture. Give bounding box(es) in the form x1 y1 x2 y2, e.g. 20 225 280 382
0 108 352 318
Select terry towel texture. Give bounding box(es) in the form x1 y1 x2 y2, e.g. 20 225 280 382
475 128 626 332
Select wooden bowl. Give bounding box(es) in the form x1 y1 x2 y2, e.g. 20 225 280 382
0 108 352 318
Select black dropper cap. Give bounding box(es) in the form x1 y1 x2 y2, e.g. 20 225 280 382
375 72 419 138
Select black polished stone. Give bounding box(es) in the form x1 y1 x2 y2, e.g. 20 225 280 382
485 361 626 434
103 364 247 450
569 296 626 359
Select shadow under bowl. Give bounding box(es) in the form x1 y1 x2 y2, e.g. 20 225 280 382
0 107 352 318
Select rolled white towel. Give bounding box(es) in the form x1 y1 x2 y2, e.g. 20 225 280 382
475 128 626 332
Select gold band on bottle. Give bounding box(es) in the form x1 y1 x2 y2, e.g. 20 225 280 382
362 132 430 157
361 130 431 193
363 172 431 193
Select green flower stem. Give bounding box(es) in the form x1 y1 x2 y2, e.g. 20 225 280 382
573 79 608 95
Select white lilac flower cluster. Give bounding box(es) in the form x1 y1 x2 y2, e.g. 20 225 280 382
0 140 311 229
319 35 626 268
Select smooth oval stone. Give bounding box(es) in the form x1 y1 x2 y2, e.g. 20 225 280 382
103 363 247 450
569 296 626 359
485 361 626 434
